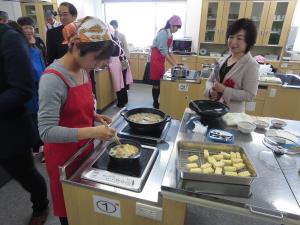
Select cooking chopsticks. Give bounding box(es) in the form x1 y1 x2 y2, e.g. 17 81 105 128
102 121 122 145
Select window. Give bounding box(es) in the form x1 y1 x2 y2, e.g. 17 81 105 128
104 1 187 48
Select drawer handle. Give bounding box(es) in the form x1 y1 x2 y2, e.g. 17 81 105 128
248 205 284 220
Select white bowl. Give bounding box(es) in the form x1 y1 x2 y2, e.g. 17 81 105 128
271 119 287 128
253 120 269 129
237 121 256 134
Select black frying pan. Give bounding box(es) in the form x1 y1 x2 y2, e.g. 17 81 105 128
189 100 229 119
106 139 141 165
120 108 171 132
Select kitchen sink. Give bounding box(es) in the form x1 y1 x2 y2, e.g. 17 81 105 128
274 73 300 86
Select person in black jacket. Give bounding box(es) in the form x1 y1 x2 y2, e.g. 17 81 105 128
0 23 49 225
46 2 77 64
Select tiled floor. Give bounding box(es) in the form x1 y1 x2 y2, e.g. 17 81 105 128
0 83 277 225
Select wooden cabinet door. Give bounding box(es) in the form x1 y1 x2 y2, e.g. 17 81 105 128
21 3 56 40
199 0 224 43
129 58 139 80
21 4 40 36
160 81 204 119
219 0 247 43
138 59 147 80
263 0 296 46
244 0 271 45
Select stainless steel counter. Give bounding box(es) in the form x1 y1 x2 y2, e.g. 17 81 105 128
60 114 180 205
161 109 300 223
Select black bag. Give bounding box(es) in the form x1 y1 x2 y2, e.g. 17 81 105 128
143 62 152 84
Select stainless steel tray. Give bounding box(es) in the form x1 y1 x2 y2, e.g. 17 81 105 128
177 141 258 185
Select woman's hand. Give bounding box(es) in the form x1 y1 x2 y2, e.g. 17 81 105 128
209 88 219 101
213 81 225 93
94 114 112 125
93 125 116 140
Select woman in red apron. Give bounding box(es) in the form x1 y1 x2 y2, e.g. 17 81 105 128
150 15 182 108
38 17 116 225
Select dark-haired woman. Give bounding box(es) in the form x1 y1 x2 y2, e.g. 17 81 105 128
38 17 116 225
204 18 259 113
149 15 181 109
17 16 46 154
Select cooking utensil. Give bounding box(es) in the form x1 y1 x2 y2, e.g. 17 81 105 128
106 138 142 165
102 121 121 145
120 108 171 133
171 65 189 78
189 100 229 119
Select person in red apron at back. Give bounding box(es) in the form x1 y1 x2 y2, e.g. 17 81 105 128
150 15 182 109
38 17 116 225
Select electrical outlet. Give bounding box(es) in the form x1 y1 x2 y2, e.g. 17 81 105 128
269 88 277 98
136 202 163 221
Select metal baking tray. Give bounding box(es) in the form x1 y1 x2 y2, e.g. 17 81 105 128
177 141 258 185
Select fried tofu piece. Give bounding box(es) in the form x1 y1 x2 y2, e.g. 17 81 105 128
204 149 209 159
212 154 224 161
225 171 238 176
189 168 202 173
214 167 222 175
221 152 231 159
213 161 225 168
187 155 199 163
186 163 198 169
202 167 214 174
200 163 212 169
230 152 237 159
224 166 237 172
231 158 243 164
238 171 251 177
233 163 245 170
207 156 217 164
221 159 232 166
236 152 241 159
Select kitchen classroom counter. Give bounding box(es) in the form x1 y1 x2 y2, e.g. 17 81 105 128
60 113 183 225
160 70 300 120
161 108 300 224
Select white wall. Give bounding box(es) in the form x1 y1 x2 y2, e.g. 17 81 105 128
184 0 202 52
0 1 22 21
57 0 103 20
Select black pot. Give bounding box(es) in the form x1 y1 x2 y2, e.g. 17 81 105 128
120 108 171 133
189 100 230 119
107 139 141 165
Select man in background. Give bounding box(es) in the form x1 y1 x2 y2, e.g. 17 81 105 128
110 20 130 58
45 10 61 31
46 2 77 64
0 21 49 225
0 11 8 24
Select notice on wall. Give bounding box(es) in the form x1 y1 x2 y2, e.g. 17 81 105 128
93 195 121 218
178 83 189 92
245 102 256 112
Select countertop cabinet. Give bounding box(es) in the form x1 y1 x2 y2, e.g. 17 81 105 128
21 1 57 41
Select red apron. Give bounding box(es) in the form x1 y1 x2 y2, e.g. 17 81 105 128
150 35 173 81
43 69 94 217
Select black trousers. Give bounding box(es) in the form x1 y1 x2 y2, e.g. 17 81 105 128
30 113 43 153
116 69 129 107
0 151 49 213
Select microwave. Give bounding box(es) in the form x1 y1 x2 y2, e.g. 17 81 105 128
172 39 192 54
